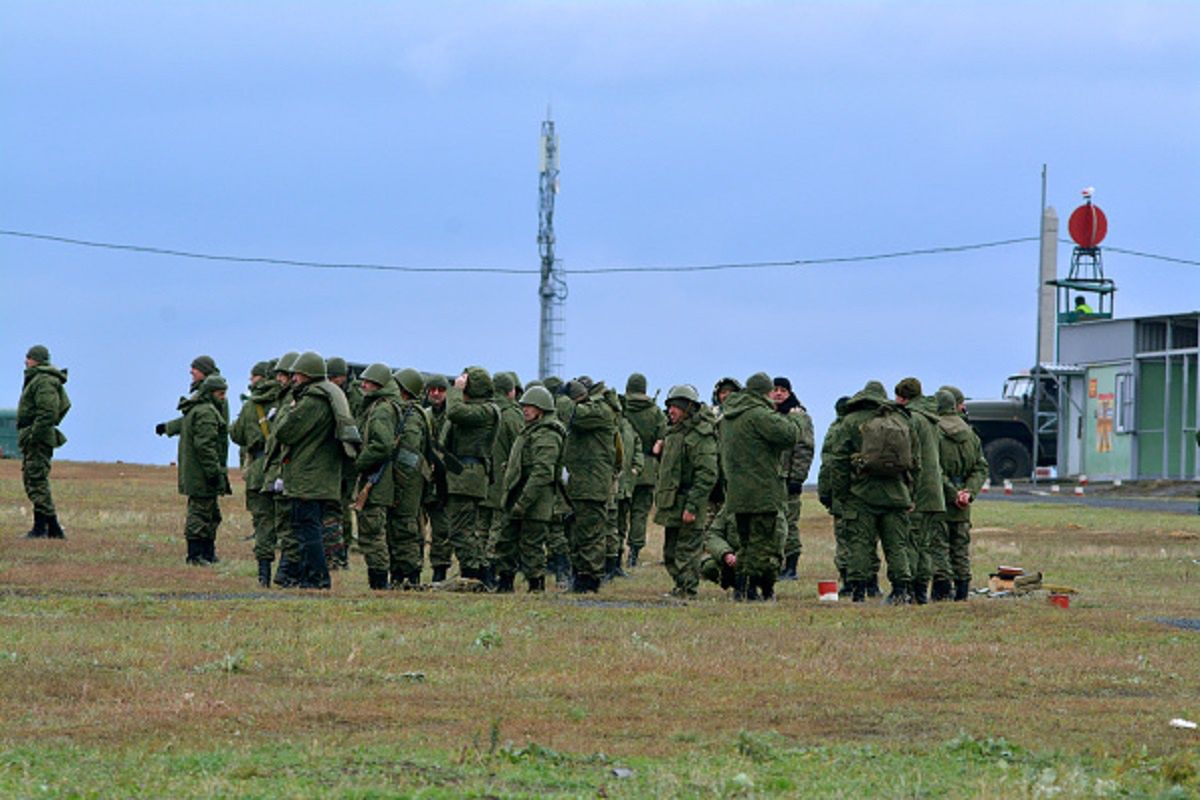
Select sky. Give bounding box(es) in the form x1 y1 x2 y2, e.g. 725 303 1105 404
2 1 1198 467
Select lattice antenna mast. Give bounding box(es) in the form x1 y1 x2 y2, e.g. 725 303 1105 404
537 114 566 380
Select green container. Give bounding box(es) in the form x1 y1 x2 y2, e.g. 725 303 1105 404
0 409 17 459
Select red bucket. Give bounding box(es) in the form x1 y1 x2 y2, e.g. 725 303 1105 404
817 580 839 602
1048 593 1070 609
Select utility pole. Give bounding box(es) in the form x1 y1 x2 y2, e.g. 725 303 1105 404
537 113 566 380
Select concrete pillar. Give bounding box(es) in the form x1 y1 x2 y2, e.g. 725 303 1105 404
1037 206 1059 365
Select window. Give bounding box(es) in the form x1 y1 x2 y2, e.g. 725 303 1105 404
1115 372 1135 434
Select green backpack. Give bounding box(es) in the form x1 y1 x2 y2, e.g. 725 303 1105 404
856 405 913 477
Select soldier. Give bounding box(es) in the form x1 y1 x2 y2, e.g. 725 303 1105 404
157 355 224 438
261 351 302 586
481 371 524 572
444 367 499 584
273 351 353 590
607 410 644 579
623 373 666 568
173 374 232 565
933 388 988 601
817 396 877 596
17 345 70 539
542 375 575 584
422 374 453 582
706 377 741 520
562 377 620 593
828 380 921 604
770 376 815 580
494 386 567 593
894 377 945 605
387 368 434 588
352 363 401 590
719 372 799 601
325 356 358 569
229 361 279 585
654 385 718 598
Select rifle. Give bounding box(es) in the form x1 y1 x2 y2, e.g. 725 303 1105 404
355 404 464 511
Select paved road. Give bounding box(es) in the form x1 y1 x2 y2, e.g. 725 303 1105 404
977 491 1199 515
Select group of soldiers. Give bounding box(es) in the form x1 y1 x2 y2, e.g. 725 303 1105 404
17 342 991 604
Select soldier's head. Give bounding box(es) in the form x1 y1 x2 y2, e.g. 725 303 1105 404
938 384 966 412
359 363 392 395
936 389 957 415
201 374 228 402
25 344 49 368
519 386 555 422
275 351 300 386
394 368 425 401
291 351 326 387
666 384 700 424
894 377 923 405
745 372 774 398
425 374 449 407
190 354 218 385
565 379 589 403
834 395 851 417
493 371 517 400
250 361 271 386
713 377 741 406
326 357 349 387
769 376 793 406
626 372 648 396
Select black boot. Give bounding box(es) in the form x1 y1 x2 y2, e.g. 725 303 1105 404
838 569 852 598
204 539 218 564
627 546 640 568
186 539 204 565
527 575 545 593
953 578 971 601
481 563 497 591
866 576 882 598
930 578 952 602
274 556 299 588
885 581 912 605
23 511 48 539
758 576 776 601
602 556 616 583
779 553 799 580
367 569 389 590
851 580 866 603
431 565 448 583
732 574 747 601
551 554 571 585
911 580 928 605
45 514 66 540
496 572 515 593
257 559 272 587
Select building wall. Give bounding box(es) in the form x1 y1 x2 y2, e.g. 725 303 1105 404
1082 365 1133 480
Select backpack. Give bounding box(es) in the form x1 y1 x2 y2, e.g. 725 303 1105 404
856 405 913 477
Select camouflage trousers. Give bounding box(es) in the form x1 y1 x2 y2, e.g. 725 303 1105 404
931 517 972 581
568 499 608 582
545 515 569 559
783 492 803 559
21 444 55 516
832 512 880 578
275 496 298 565
605 500 624 559
446 494 486 571
424 503 450 569
388 508 424 579
663 522 703 594
478 505 501 563
627 485 654 550
842 497 910 585
495 515 548 581
322 500 346 569
356 504 391 572
247 488 276 562
184 495 221 542
733 511 783 582
906 511 940 585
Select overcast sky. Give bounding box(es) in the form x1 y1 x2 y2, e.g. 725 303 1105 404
2 1 1197 466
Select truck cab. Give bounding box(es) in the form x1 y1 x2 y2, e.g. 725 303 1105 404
964 371 1060 482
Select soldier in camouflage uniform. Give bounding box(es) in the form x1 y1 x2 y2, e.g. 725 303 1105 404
422 374 453 581
770 376 815 580
894 377 945 605
326 356 358 569
17 345 70 540
261 351 302 586
562 377 620 593
541 376 573 584
818 396 876 596
933 388 989 601
495 386 566 593
171 374 232 565
229 361 280 585
443 367 499 583
388 369 433 588
827 380 922 604
481 371 524 570
654 385 718 598
353 363 401 590
719 372 799 601
622 373 666 568
606 411 643 579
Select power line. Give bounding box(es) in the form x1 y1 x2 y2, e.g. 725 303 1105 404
2 227 1195 274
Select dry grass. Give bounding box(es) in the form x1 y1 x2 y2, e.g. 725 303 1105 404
1 460 1198 795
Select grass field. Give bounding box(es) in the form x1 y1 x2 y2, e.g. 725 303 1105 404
1 460 1198 798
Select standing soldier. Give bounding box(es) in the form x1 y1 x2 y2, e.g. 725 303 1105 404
894 377 945 605
719 373 798 601
622 373 666 567
352 363 401 590
562 377 620 593
444 367 499 584
325 356 357 570
172 374 232 565
480 371 524 573
422 374 453 582
654 385 718 599
828 380 921 604
818 396 874 596
542 376 574 584
607 410 644 579
933 388 988 601
388 369 434 588
261 352 301 586
17 345 70 539
770 376 815 580
229 361 279 585
494 386 566 593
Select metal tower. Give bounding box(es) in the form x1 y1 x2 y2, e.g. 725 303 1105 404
537 114 566 380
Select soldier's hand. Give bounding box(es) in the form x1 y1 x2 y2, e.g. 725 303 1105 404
652 439 663 456
154 423 167 436
681 509 696 524
454 373 468 390
956 489 972 508
723 552 737 567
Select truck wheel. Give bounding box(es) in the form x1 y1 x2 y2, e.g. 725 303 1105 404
984 438 1031 482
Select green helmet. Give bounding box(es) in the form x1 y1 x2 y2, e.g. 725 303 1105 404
394 368 425 398
667 384 701 405
326 356 349 377
293 351 327 379
518 385 555 412
360 362 392 386
276 351 301 374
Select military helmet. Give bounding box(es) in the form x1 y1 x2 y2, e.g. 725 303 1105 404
394 368 425 398
293 351 327 379
666 384 701 406
425 373 450 391
360 362 392 387
276 351 301 373
200 374 228 394
519 385 555 412
326 356 349 377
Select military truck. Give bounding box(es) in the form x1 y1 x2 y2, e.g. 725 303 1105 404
964 370 1061 482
